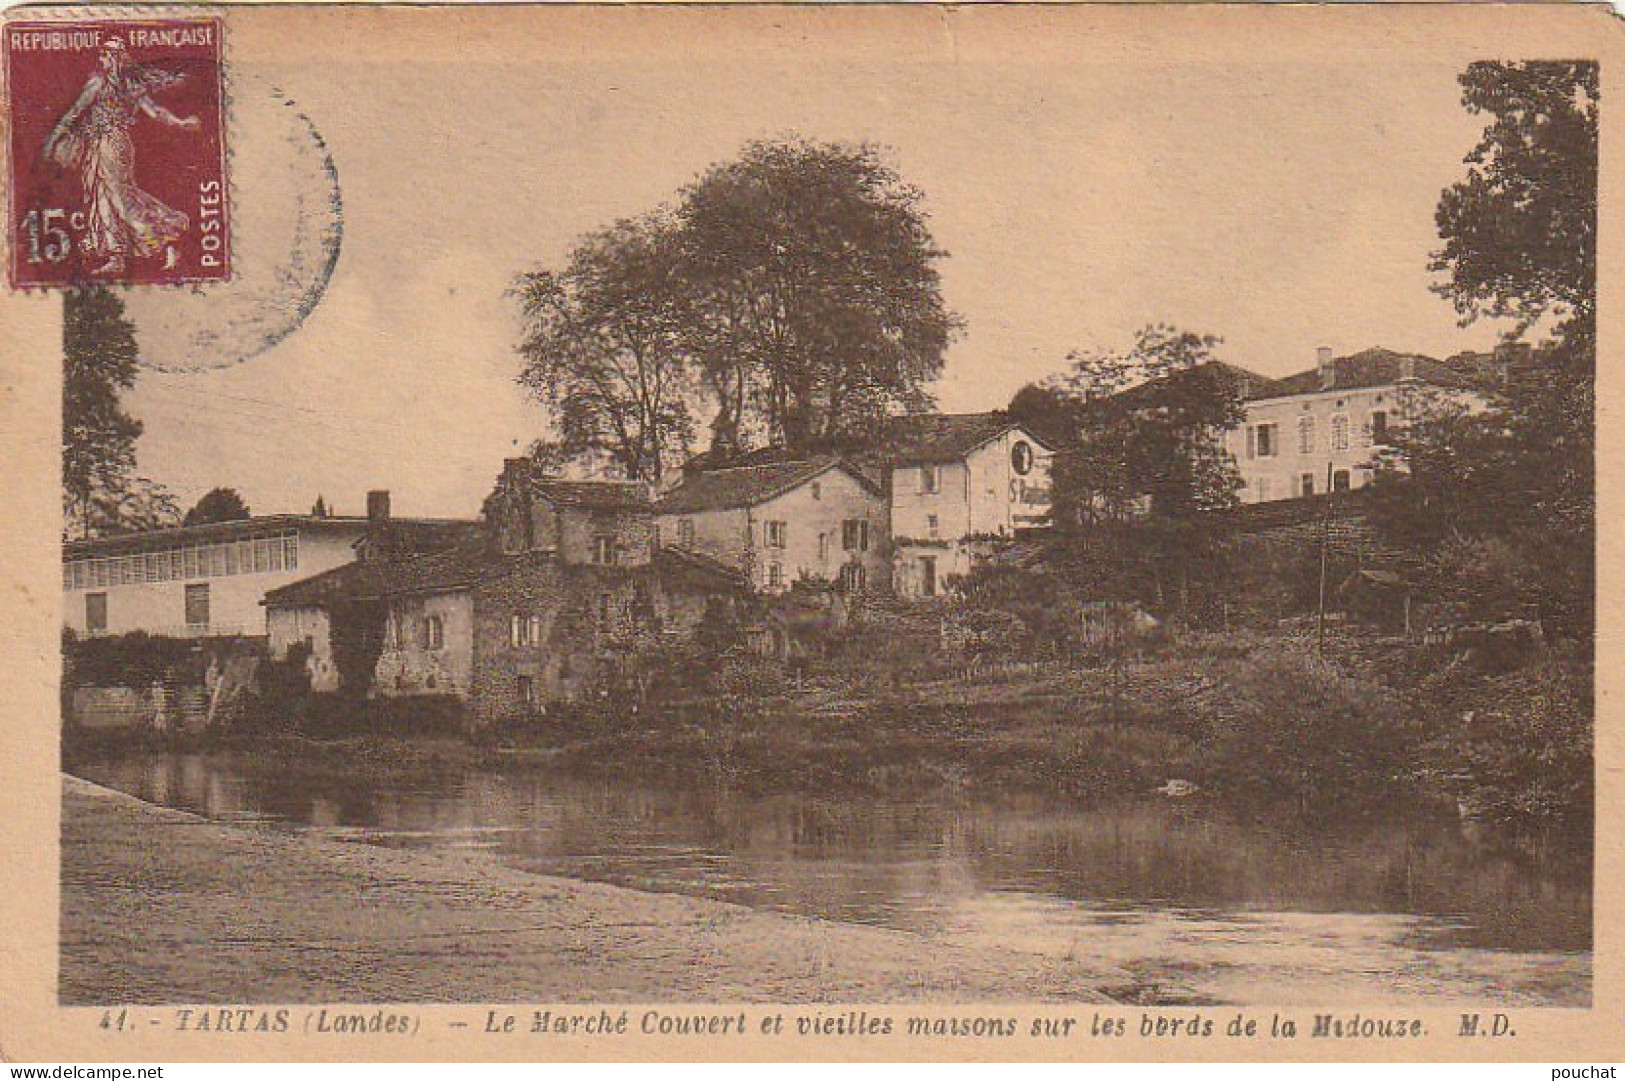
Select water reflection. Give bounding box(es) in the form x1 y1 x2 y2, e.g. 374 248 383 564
72 751 1591 1004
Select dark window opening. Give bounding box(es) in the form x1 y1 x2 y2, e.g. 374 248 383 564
184 583 210 628
86 592 107 634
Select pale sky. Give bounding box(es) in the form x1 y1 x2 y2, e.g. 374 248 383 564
112 7 1510 520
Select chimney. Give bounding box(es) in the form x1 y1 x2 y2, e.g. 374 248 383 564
360 490 395 565
1316 347 1335 390
1398 356 1416 383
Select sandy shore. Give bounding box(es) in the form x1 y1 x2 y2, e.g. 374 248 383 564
60 775 1128 1005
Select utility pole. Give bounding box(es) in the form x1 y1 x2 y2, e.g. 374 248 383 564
1315 461 1334 660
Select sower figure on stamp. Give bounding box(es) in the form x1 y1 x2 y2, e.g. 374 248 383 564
43 38 200 276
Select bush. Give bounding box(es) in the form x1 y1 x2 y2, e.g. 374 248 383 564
715 652 789 699
952 564 1085 658
63 630 202 688
1441 648 1592 830
233 642 315 735
1197 647 1420 813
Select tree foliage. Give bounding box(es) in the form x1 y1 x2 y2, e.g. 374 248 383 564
183 486 251 526
62 287 177 539
1431 61 1597 332
513 137 960 470
1199 649 1418 814
1022 326 1244 615
515 215 695 482
1374 61 1596 642
1444 646 1593 829
675 137 959 453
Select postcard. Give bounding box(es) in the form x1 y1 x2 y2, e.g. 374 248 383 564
0 2 1615 1063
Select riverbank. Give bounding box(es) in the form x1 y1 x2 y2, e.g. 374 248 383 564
60 775 1133 1005
64 627 1592 834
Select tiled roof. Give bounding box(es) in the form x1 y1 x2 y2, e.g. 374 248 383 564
268 543 750 609
261 560 377 608
673 413 1052 476
652 545 751 592
1100 361 1285 409
533 479 650 510
654 457 875 515
679 445 808 473
1207 361 1287 402
264 545 491 607
354 546 493 599
1261 348 1472 399
872 412 1049 464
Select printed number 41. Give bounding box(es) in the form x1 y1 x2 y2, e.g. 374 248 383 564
21 208 80 264
99 1008 128 1031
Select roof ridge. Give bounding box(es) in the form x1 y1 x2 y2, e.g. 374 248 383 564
887 409 1005 421
703 455 833 474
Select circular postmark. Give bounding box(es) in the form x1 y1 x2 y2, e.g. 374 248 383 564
121 73 342 372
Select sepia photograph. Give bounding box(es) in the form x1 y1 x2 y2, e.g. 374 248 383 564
0 2 1609 1062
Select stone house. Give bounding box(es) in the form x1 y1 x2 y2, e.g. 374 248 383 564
264 460 749 726
653 456 888 595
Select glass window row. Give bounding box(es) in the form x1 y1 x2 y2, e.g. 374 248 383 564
64 533 298 591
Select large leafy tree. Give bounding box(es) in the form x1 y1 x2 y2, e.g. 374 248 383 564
1028 325 1244 614
183 486 251 526
1431 61 1596 331
515 215 696 482
675 137 960 453
62 287 177 539
1373 61 1596 641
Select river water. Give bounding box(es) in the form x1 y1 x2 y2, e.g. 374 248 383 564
70 750 1591 1006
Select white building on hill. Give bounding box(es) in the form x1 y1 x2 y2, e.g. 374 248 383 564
1227 347 1488 505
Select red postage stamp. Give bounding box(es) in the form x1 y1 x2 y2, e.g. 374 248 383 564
5 19 229 288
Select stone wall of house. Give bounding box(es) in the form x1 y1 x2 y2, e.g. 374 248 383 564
374 592 475 698
892 540 970 599
749 467 889 593
470 563 577 725
468 561 729 728
1228 386 1396 504
890 429 1053 551
555 505 655 567
657 505 751 579
1225 383 1489 506
266 604 340 692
